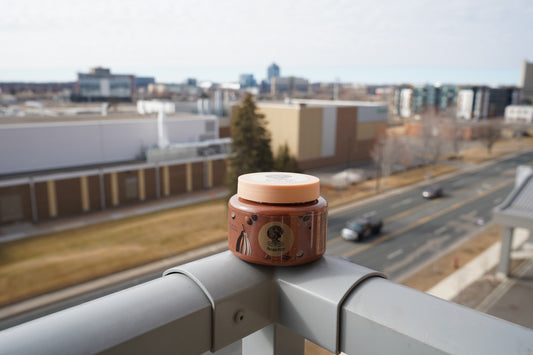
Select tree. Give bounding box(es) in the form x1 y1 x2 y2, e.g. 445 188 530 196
274 143 300 172
478 119 502 154
226 93 274 195
371 133 405 191
405 108 446 168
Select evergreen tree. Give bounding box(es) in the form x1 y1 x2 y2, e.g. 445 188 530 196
274 143 300 172
226 94 274 195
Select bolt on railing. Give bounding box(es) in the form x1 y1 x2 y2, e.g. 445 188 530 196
1 251 532 355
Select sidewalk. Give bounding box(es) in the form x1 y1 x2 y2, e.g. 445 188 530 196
428 228 533 330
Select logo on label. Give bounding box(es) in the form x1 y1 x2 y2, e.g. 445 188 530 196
258 222 294 257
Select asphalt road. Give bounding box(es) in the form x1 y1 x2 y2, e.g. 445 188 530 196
326 150 533 280
2 150 533 332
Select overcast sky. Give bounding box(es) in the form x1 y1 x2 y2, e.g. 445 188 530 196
1 0 532 85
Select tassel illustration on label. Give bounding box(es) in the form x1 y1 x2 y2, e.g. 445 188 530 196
235 224 251 256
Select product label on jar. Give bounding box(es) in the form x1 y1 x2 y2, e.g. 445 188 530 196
257 221 294 257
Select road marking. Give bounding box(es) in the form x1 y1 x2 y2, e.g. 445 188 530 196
383 235 451 275
434 226 447 235
341 178 513 259
387 248 403 260
363 210 377 217
391 198 413 208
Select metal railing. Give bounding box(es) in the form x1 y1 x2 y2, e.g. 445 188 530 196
1 251 532 354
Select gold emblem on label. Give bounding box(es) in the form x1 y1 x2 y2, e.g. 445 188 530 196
258 221 294 257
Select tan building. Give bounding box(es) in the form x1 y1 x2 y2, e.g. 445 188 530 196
233 99 388 170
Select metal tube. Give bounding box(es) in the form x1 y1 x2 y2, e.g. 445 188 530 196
340 277 533 355
0 275 212 355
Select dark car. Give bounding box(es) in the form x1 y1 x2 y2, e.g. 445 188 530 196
341 217 383 241
422 184 443 199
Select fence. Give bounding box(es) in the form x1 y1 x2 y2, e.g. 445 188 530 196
1 251 532 354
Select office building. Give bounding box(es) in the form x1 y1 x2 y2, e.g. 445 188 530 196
73 67 135 102
267 63 280 84
135 77 155 89
519 60 533 103
270 77 309 95
239 74 257 88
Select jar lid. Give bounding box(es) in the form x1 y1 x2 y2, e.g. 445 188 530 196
238 172 320 203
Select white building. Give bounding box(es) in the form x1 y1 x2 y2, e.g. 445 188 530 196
0 114 221 176
505 105 533 124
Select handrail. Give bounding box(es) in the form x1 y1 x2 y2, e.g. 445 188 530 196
1 251 532 355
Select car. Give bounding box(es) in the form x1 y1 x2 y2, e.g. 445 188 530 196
341 217 383 241
422 184 443 199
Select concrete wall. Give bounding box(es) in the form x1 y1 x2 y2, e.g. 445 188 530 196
298 107 323 160
321 107 337 157
257 106 300 158
0 116 218 176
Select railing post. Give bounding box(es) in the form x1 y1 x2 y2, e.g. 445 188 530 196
242 324 305 355
498 226 514 278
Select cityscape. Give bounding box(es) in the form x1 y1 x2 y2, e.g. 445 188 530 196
1 1 533 354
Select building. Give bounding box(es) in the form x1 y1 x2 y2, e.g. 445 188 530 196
519 60 533 103
267 63 280 84
0 113 229 226
135 77 156 89
505 105 533 124
394 84 458 118
232 99 388 170
457 86 521 120
271 77 309 95
239 74 257 88
73 67 135 102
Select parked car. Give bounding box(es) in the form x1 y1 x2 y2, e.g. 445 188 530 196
422 184 443 199
341 217 383 241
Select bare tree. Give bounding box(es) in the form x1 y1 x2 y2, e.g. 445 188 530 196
407 108 446 167
506 121 529 149
371 133 406 191
477 119 502 154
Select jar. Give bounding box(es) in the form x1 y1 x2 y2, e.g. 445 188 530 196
228 172 328 266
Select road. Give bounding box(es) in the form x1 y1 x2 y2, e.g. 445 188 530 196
326 150 533 280
1 150 532 331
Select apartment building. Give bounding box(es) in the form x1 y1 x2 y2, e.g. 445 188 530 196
456 86 521 120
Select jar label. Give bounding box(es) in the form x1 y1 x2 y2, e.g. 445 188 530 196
258 221 294 257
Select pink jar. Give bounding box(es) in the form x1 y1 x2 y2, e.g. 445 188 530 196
228 172 328 266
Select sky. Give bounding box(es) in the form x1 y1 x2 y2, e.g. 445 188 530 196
1 0 533 86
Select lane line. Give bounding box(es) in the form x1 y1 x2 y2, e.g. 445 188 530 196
434 226 448 235
341 179 514 259
387 248 403 260
362 210 377 218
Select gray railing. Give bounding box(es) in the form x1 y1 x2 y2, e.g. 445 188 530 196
1 251 533 354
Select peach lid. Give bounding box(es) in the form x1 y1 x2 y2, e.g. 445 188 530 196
237 172 320 203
